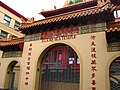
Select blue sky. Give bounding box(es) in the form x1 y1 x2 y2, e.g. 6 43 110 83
1 0 67 20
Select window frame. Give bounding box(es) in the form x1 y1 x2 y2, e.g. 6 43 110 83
14 21 20 29
0 31 8 38
4 15 11 26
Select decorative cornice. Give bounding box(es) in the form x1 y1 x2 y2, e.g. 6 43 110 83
0 38 24 46
105 20 120 32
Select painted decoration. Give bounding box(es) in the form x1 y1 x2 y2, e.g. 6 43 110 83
24 22 106 42
107 42 120 52
2 51 22 58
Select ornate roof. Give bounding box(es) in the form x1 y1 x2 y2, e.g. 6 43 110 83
105 20 120 32
20 2 115 29
40 0 97 18
0 38 24 46
0 2 116 47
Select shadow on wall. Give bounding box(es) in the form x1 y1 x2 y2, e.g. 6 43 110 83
0 88 17 90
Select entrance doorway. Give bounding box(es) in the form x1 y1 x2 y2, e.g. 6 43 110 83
5 61 20 90
40 44 80 90
110 57 120 90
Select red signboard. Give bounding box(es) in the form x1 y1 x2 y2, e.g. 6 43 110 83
41 26 79 42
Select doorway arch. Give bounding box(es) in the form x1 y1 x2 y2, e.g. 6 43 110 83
109 56 120 90
4 61 20 90
36 43 80 90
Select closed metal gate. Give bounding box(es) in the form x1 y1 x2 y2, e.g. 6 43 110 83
110 57 120 90
41 45 80 90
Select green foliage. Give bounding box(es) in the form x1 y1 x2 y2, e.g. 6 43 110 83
68 0 83 5
68 0 74 4
75 0 83 3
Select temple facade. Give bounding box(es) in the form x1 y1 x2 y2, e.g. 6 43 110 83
0 0 120 90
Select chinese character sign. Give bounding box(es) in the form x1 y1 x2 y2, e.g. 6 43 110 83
25 43 33 85
90 35 97 90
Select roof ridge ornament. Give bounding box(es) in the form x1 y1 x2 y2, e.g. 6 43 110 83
21 17 34 23
19 2 115 29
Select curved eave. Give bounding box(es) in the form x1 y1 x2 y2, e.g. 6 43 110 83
105 27 120 32
40 0 97 18
20 3 115 30
105 20 120 32
0 38 24 47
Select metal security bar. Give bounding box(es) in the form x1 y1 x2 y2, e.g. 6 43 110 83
41 45 80 90
110 57 120 90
